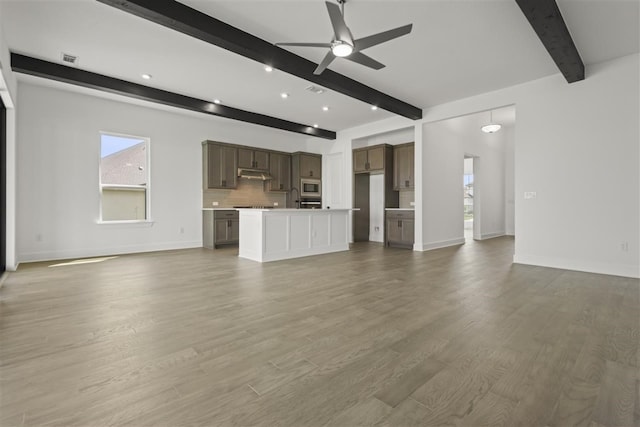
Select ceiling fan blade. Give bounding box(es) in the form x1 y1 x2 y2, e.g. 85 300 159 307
275 42 332 48
354 24 413 51
344 51 385 70
325 1 353 45
314 50 336 75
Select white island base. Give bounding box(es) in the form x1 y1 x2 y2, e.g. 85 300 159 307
238 209 350 262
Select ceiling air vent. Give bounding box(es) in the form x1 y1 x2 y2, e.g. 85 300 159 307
305 85 325 95
61 53 78 66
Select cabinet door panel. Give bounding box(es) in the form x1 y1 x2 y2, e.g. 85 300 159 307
221 147 237 188
386 218 402 243
367 147 384 171
393 146 402 189
214 219 229 244
279 155 291 191
300 154 321 178
353 150 368 173
228 220 240 242
254 150 269 170
207 145 223 188
268 154 281 191
402 220 415 243
237 148 254 168
404 145 415 189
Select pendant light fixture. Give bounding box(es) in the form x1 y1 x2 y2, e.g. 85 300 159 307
481 110 502 133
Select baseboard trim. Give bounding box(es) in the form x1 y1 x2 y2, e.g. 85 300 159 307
479 231 506 240
18 240 203 264
414 237 466 252
513 253 640 279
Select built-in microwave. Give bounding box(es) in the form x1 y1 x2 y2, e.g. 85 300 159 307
300 179 321 198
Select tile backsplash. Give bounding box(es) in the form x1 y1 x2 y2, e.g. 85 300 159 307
203 179 287 208
399 190 415 209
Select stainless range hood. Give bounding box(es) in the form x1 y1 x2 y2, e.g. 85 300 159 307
237 168 273 180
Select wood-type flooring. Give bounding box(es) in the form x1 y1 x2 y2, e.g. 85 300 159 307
0 237 638 426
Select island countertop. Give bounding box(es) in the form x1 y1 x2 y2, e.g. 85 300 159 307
238 208 351 262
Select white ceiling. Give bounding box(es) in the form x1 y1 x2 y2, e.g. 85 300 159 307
1 0 638 134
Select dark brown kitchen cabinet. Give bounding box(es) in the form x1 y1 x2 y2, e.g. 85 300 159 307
203 142 237 189
385 210 414 249
352 144 398 242
353 146 385 173
393 143 415 190
203 210 239 248
298 153 321 178
269 153 292 192
238 148 269 170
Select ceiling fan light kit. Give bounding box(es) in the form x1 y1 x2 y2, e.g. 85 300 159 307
276 0 413 75
331 40 353 57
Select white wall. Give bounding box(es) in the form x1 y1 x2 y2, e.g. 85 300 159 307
421 112 507 248
325 53 639 278
504 125 515 235
15 82 310 263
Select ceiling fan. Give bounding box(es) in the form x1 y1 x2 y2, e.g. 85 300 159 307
275 0 413 75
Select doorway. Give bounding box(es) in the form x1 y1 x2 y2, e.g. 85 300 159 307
463 156 477 241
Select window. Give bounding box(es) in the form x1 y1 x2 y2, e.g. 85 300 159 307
99 133 150 221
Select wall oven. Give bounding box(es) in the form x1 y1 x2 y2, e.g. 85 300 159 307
299 198 322 209
300 179 321 198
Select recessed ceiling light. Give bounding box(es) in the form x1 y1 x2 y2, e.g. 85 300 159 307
281 92 289 99
141 73 152 80
371 105 378 111
213 99 221 104
322 106 329 111
264 65 273 72
313 124 319 128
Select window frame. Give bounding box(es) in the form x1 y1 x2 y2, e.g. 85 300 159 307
98 131 152 224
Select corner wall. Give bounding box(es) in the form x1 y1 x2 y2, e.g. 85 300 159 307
327 53 639 278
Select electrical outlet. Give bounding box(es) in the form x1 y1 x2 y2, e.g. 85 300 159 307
524 192 537 199
273 202 278 206
621 241 629 252
212 201 219 206
409 201 415 206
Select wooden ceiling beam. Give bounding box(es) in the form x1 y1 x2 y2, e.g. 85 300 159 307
515 0 585 83
96 0 423 120
11 53 336 140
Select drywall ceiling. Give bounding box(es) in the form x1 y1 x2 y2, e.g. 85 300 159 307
1 0 638 135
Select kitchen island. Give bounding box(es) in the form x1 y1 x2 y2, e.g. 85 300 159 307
237 208 350 262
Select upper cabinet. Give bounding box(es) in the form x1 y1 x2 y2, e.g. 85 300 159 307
297 153 322 178
393 143 415 190
203 142 238 189
269 152 292 192
353 146 385 173
238 148 269 170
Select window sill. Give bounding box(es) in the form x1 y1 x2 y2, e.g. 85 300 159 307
96 220 155 227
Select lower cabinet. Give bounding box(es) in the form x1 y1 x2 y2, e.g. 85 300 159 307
203 210 240 249
385 210 415 249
